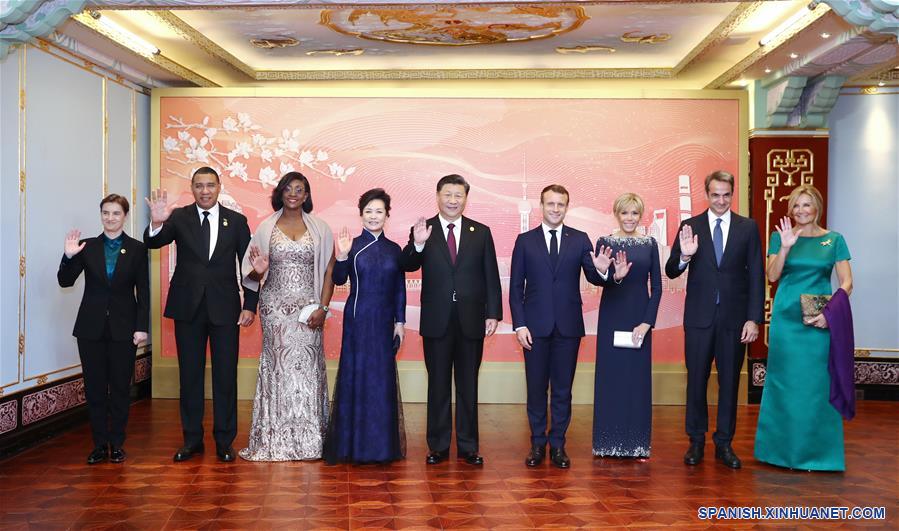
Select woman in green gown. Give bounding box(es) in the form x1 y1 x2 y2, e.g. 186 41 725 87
754 184 853 471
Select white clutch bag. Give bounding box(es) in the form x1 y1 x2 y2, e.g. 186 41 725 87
298 303 320 323
613 330 644 349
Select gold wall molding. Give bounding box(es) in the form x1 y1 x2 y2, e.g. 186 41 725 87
673 1 763 76
706 3 832 89
71 11 219 87
254 67 675 80
148 10 255 79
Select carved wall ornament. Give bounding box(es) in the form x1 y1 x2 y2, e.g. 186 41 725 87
306 48 364 56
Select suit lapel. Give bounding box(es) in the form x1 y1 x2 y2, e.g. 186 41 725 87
186 204 206 262
91 235 110 285
696 211 717 269
555 226 572 274
531 227 552 272
209 208 227 263
455 217 473 269
719 214 739 267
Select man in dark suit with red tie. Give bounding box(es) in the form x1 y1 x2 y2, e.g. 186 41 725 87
509 184 606 468
401 174 502 466
666 170 764 469
144 167 258 463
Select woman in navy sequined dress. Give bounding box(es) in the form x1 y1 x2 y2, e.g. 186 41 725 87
593 193 662 458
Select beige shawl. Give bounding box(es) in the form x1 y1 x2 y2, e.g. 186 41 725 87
241 209 333 304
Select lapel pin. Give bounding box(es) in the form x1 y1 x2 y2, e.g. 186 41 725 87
223 218 229 227
469 226 474 232
120 248 127 254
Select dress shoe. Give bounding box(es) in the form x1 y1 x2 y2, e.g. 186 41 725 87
715 444 742 469
425 449 449 465
87 445 108 465
684 442 704 465
459 452 484 466
173 444 204 462
109 447 127 463
549 447 570 469
525 444 546 467
216 446 236 462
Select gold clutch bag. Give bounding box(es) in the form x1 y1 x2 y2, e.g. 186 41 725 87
800 294 831 321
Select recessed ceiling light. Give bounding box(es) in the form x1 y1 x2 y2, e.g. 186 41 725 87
878 81 886 86
790 52 799 59
764 67 772 73
820 32 831 39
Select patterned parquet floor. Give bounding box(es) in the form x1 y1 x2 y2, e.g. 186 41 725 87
1 400 896 530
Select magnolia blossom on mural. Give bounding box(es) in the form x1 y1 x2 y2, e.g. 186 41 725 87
163 113 356 186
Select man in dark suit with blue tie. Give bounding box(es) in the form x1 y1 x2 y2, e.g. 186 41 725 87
665 170 764 469
509 184 606 468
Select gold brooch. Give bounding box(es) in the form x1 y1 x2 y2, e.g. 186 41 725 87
223 219 229 227
120 249 126 254
469 226 474 232
820 239 832 246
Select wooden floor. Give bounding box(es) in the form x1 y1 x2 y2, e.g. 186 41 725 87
1 400 896 530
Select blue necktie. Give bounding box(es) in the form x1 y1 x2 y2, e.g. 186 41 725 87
713 218 723 304
549 229 559 269
713 218 724 266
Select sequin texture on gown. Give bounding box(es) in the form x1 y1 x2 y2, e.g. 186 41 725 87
240 228 328 461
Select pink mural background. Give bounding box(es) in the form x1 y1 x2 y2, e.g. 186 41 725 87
157 96 740 363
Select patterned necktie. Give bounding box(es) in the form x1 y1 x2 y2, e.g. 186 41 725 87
446 223 457 265
201 211 211 262
549 229 559 268
713 218 724 266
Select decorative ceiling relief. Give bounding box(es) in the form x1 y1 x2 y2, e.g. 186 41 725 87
250 37 300 49
815 0 899 38
555 44 616 54
0 0 86 59
620 31 671 44
320 6 588 46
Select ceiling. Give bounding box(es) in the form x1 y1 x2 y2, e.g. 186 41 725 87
43 0 899 89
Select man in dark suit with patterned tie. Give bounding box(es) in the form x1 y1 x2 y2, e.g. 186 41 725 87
509 184 606 468
144 166 258 463
401 174 502 466
666 170 764 469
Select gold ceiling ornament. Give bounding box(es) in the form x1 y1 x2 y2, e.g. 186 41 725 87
305 48 364 56
254 66 673 81
321 5 588 46
555 45 615 54
620 31 671 44
861 86 879 94
250 37 300 49
672 1 764 76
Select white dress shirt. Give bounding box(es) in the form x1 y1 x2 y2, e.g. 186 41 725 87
541 222 562 253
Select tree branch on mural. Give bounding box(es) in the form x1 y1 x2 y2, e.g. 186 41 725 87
163 113 356 187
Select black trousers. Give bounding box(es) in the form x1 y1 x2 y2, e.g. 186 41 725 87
174 297 239 449
422 304 483 454
76 321 136 448
684 307 745 446
524 326 581 448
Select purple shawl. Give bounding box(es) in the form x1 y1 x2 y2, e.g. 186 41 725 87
822 288 855 420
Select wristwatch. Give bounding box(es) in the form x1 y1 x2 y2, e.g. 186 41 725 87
321 305 330 313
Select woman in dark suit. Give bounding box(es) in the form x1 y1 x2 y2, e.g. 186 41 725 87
58 194 149 464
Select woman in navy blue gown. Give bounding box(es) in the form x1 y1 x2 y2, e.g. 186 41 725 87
593 193 662 458
324 188 407 464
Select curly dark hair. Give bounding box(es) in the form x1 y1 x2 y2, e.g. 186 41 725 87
271 172 313 212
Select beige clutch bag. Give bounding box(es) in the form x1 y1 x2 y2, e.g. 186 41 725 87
800 294 831 321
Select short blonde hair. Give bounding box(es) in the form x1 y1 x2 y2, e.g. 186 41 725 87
786 184 824 225
613 192 645 217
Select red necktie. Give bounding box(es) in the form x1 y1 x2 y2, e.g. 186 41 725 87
447 223 457 264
